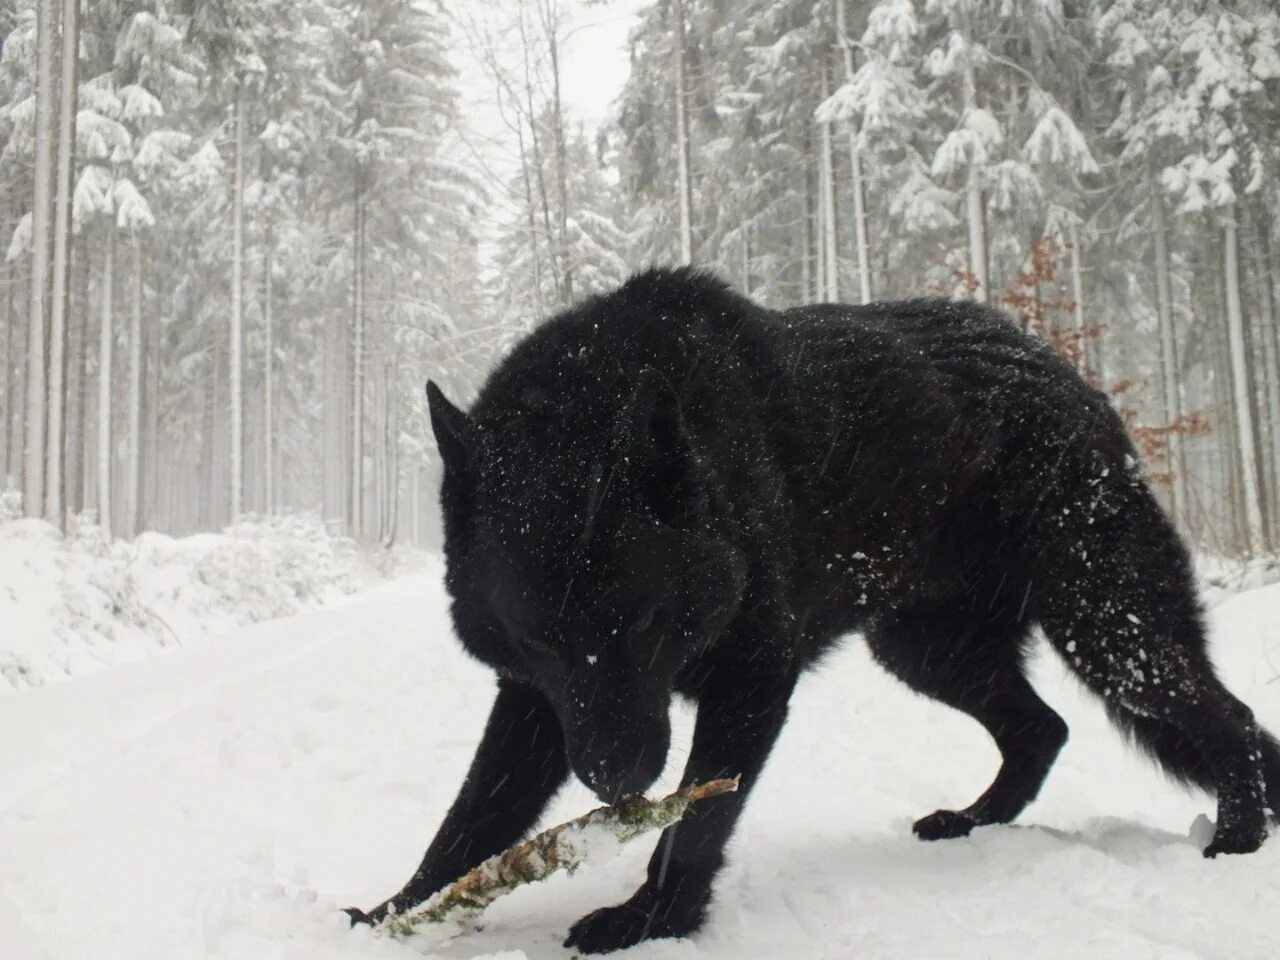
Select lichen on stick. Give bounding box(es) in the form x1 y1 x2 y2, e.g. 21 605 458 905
380 777 740 939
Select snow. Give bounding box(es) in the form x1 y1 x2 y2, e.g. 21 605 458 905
1 559 1278 959
0 513 404 688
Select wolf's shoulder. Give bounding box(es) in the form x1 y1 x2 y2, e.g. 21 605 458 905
473 269 771 426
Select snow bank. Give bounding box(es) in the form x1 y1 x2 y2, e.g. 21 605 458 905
1198 552 1280 606
0 510 417 689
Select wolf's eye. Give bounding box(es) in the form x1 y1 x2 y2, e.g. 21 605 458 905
634 602 668 635
515 632 551 655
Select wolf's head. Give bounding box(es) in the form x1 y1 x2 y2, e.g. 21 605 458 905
425 373 745 801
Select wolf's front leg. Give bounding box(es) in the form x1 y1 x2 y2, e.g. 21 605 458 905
347 679 568 924
564 653 798 954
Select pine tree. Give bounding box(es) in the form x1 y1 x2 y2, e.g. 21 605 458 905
24 0 55 517
494 116 627 325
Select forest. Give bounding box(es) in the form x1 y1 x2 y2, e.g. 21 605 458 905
2 0 1279 558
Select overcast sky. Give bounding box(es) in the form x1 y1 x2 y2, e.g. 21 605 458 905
449 0 646 205
558 1 646 128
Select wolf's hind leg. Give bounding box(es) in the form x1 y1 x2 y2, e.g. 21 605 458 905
868 607 1067 840
1035 567 1269 854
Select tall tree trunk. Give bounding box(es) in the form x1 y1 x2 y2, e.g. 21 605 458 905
383 359 400 549
323 322 340 526
819 58 838 302
350 186 365 539
961 54 988 302
212 313 229 528
835 0 871 303
1221 210 1266 555
263 223 274 514
2 194 14 484
1 273 9 486
516 8 563 305
25 0 57 517
322 214 346 530
803 131 814 302
845 142 870 302
1068 221 1088 377
65 236 85 516
274 389 285 514
1251 211 1280 545
1242 290 1273 543
97 229 114 537
373 357 386 543
516 125 545 316
230 87 246 520
541 0 572 300
46 0 80 526
77 254 91 513
1210 236 1245 551
525 110 559 303
1239 222 1274 544
802 129 816 301
672 0 694 264
125 234 142 537
199 328 216 529
11 260 26 485
410 461 420 547
1089 254 1108 389
143 273 159 531
1149 161 1185 527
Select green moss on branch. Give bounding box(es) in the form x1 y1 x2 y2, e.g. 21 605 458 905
381 776 740 939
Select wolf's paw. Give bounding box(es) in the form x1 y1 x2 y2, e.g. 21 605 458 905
1201 801 1271 858
343 906 375 927
1202 825 1267 858
565 890 701 955
913 809 978 841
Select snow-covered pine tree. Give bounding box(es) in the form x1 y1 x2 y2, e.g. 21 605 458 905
328 0 484 540
818 0 953 298
493 115 628 330
1104 0 1277 552
23 0 55 517
0 2 36 491
45 0 82 528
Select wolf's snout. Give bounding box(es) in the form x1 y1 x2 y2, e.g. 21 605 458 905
578 745 664 802
567 692 670 802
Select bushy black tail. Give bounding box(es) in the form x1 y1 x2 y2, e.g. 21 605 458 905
1026 430 1280 828
1107 703 1280 814
1106 704 1216 791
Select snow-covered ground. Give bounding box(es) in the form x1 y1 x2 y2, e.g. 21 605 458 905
2 556 1279 960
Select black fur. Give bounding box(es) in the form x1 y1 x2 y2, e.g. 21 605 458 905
349 268 1280 952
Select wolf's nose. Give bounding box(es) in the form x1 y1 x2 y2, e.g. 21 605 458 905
580 750 660 803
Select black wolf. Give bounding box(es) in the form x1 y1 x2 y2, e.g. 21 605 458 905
348 268 1279 953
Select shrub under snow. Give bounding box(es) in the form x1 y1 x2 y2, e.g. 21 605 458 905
0 511 393 689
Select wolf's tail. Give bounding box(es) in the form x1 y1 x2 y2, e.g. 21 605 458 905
1020 430 1280 819
1105 703 1280 813
1104 704 1214 790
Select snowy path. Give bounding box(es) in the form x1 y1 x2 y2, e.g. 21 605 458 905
3 558 1279 960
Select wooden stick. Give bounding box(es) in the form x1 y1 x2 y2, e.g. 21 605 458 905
381 776 741 939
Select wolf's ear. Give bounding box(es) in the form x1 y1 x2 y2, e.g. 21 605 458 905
426 380 474 474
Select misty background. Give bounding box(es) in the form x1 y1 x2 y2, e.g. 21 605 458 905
1 0 1278 558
